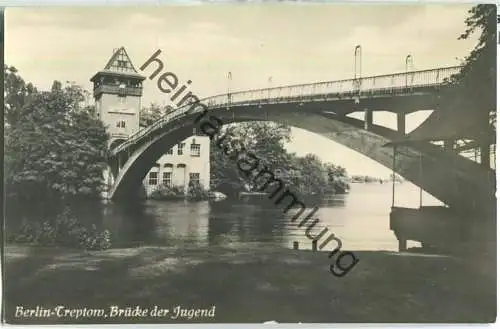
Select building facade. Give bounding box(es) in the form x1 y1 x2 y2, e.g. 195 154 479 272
91 47 210 197
142 129 211 196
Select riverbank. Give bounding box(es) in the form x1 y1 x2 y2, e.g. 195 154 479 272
4 244 496 323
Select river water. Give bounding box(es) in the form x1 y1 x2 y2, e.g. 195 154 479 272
83 182 441 251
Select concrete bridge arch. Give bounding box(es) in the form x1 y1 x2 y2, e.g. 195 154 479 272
108 103 495 221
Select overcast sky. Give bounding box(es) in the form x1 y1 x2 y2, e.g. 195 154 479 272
5 4 477 177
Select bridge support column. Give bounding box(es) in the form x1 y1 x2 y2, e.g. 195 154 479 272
397 236 407 252
480 142 491 168
444 139 455 151
397 112 406 136
364 109 373 130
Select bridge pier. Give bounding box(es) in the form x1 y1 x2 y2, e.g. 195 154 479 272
398 237 407 252
364 109 373 130
444 139 455 151
397 112 405 136
480 142 491 168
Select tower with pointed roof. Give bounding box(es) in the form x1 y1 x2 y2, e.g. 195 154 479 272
90 47 145 148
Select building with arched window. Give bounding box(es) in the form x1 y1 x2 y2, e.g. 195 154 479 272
142 127 210 196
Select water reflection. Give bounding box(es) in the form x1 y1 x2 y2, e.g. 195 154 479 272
8 182 440 251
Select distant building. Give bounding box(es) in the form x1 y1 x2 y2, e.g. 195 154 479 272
91 46 210 197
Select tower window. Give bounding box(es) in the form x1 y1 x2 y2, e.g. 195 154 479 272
116 120 126 128
148 172 158 186
177 143 185 156
190 143 201 157
166 148 173 155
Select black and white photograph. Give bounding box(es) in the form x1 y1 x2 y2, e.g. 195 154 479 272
2 2 497 324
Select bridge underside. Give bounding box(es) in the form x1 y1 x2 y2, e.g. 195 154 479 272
109 102 495 222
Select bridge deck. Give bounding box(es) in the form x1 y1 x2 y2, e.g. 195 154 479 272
112 65 461 156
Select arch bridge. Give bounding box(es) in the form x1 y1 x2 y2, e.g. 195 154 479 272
107 65 495 222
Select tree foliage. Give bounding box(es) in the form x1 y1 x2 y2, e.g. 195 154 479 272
4 65 38 127
209 121 349 196
445 5 496 137
5 66 109 202
209 122 291 194
289 154 327 196
140 103 176 127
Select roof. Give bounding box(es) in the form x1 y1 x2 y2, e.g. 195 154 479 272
90 47 145 82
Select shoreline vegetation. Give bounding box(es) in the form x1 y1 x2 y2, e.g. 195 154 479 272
3 69 351 252
4 243 496 323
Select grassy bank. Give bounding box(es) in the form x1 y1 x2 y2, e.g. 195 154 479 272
3 244 496 324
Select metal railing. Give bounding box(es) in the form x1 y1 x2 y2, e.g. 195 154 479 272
111 65 462 156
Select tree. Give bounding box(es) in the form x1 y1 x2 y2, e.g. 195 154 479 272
209 121 292 194
5 69 109 202
4 65 37 127
324 163 350 193
445 5 496 139
291 154 327 196
139 103 176 127
209 121 350 197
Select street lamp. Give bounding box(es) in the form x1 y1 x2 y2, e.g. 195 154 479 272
405 54 413 88
354 45 362 103
268 76 273 100
354 45 362 82
227 71 232 105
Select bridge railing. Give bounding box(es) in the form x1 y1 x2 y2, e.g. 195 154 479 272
226 65 460 104
112 65 462 155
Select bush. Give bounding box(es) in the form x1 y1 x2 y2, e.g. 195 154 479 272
150 184 185 200
8 207 112 250
330 176 350 194
187 181 210 201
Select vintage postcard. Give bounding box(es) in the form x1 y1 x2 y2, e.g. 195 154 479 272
2 2 497 324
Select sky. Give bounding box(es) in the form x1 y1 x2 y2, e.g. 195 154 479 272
5 4 478 177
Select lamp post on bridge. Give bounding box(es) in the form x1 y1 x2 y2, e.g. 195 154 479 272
355 45 371 130
397 54 414 137
354 45 362 93
405 54 414 89
268 76 272 100
227 71 232 107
